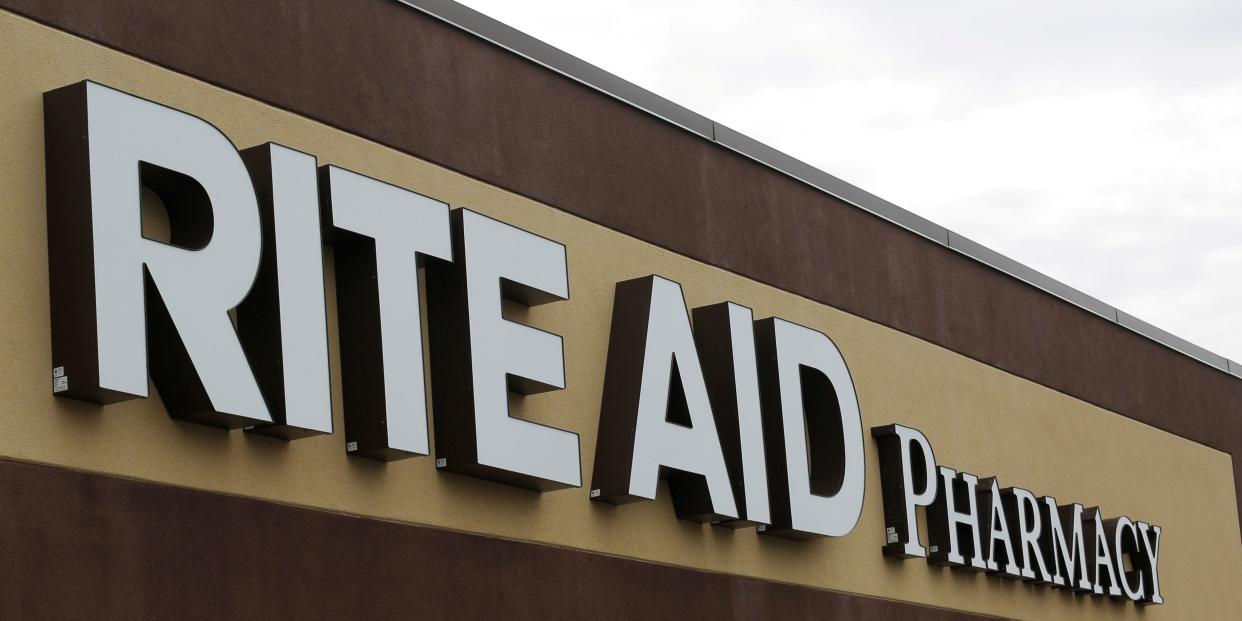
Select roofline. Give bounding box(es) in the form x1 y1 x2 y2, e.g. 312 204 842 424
397 0 1242 379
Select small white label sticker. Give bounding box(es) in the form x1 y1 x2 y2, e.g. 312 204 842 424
346 441 358 452
929 545 939 554
589 489 601 498
52 366 65 378
886 532 899 544
757 525 768 533
53 376 69 393
435 458 447 468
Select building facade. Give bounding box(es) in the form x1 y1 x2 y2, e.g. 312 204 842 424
0 1 1240 619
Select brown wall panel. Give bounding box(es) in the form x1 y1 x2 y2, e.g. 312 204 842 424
2 0 1240 525
0 458 993 620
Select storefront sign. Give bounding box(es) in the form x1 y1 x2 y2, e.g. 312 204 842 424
41 80 1162 606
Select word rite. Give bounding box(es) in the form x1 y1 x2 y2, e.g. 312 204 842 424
41 81 1162 606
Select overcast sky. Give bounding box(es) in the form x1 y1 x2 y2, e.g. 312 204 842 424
457 0 1242 363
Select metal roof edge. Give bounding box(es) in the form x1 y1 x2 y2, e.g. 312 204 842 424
396 0 714 138
712 123 950 245
945 232 1118 321
1117 311 1230 371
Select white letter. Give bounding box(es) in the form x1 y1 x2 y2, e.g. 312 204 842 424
1002 487 1053 582
322 165 450 459
872 424 938 557
1041 499 1093 591
928 467 986 570
429 210 580 490
755 318 865 538
1113 516 1146 601
44 80 268 427
1085 507 1123 597
692 302 769 527
979 477 1021 577
1137 522 1164 605
237 144 332 438
591 276 737 520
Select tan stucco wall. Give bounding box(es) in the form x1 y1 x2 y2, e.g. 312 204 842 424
1 11 1238 619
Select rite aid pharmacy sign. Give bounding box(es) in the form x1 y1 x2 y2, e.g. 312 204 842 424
41 81 1163 606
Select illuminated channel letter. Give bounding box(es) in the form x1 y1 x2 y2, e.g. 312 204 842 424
427 209 580 490
321 165 451 460
927 467 986 570
755 317 865 539
1039 499 1093 591
977 477 1021 577
44 81 270 427
1112 516 1147 602
692 302 769 527
872 424 939 557
590 276 738 521
1001 486 1054 583
237 144 332 439
869 422 1164 605
1084 507 1123 597
1136 522 1164 605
